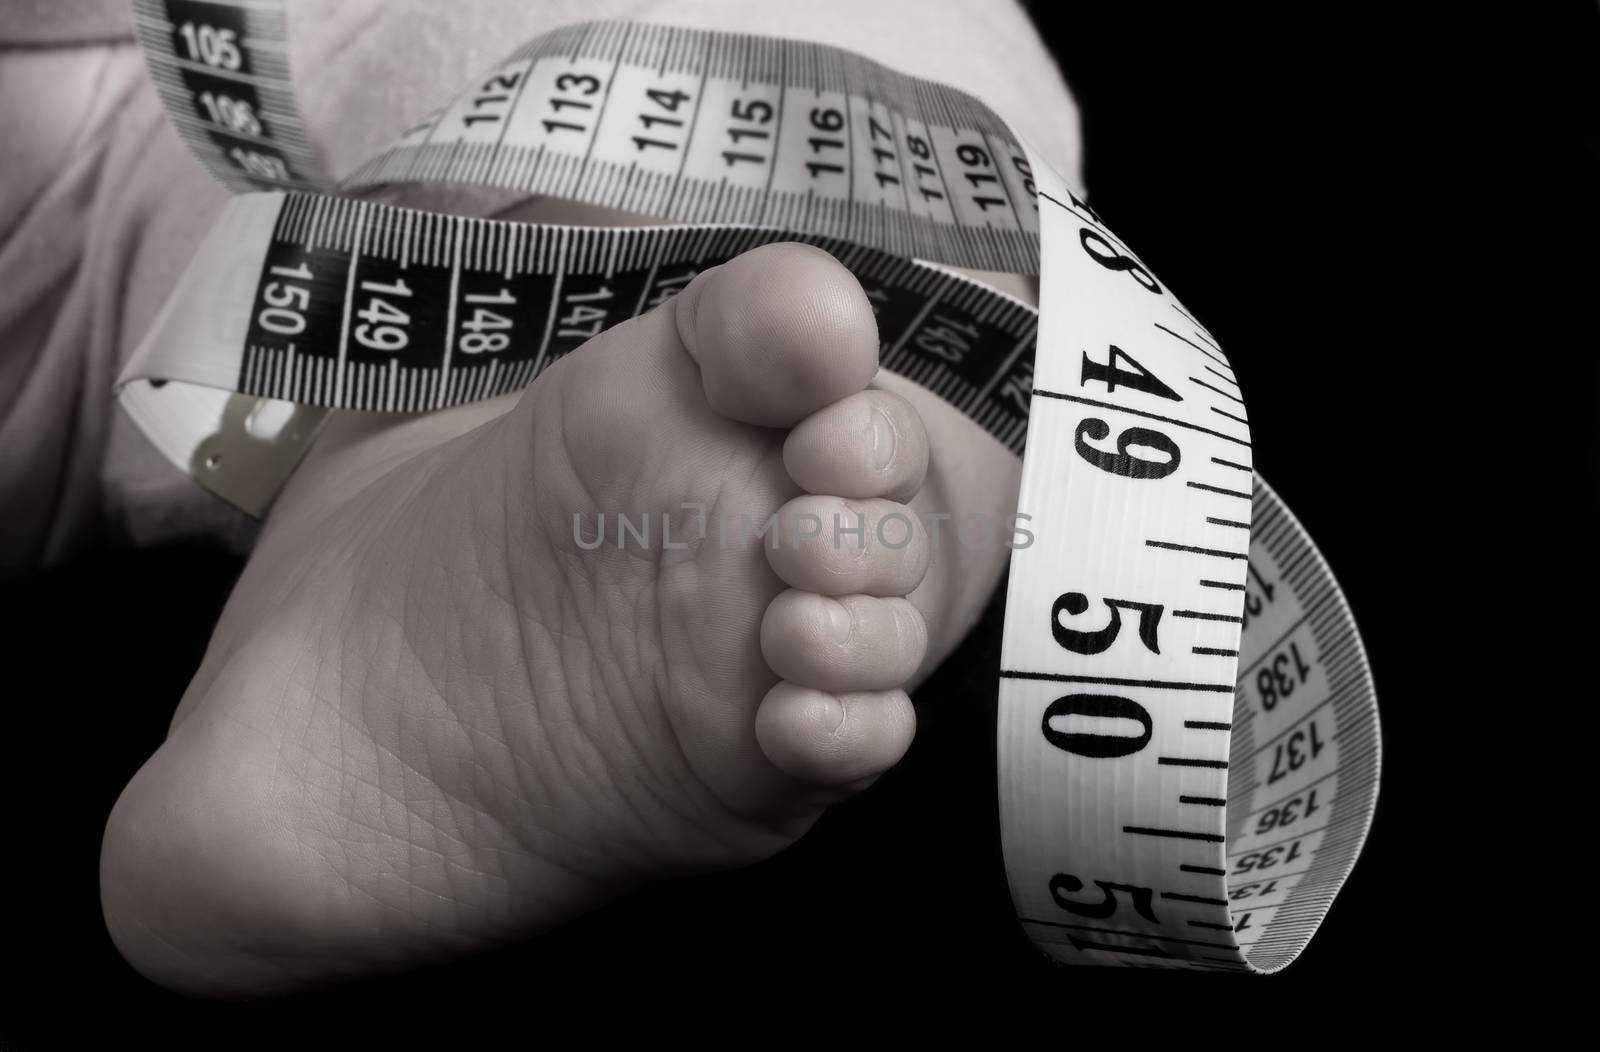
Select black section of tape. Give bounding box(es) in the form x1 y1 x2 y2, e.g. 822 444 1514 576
233 193 1038 450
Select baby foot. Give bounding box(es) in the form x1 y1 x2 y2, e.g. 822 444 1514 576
101 243 978 994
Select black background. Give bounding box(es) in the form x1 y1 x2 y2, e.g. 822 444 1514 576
2 4 1594 1044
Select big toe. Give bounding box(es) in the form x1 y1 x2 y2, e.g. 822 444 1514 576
674 242 881 428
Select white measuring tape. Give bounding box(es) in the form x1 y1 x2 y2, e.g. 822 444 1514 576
121 1 1380 972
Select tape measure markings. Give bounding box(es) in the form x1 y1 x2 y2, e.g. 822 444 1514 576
215 192 1044 443
340 22 1040 271
1002 481 1376 971
133 0 326 191
1216 485 1379 969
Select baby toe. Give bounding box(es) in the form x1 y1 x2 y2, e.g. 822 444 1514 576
783 389 929 501
760 589 926 692
754 682 916 787
672 242 880 429
765 495 930 597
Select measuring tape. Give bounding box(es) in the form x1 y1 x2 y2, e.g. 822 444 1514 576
122 2 1379 973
